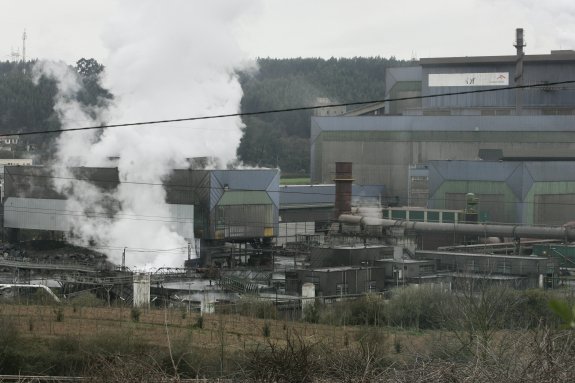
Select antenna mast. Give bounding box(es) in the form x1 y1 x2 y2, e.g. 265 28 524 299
22 30 27 63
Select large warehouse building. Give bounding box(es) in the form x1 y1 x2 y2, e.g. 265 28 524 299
311 33 575 206
2 166 280 263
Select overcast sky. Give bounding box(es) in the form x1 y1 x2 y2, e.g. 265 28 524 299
1 0 574 65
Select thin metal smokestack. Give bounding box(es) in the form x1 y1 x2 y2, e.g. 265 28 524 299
334 162 354 218
514 28 526 115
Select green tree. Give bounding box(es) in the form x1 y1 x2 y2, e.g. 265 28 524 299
75 58 113 108
0 58 113 160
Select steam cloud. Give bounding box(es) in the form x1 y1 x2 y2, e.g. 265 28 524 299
35 1 255 269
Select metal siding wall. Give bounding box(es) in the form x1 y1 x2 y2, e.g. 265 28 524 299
3 197 194 236
217 204 273 239
3 198 70 231
534 194 575 225
421 62 575 109
444 192 507 223
314 117 575 203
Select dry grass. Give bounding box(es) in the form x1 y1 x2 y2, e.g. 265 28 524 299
0 303 392 350
2 302 573 382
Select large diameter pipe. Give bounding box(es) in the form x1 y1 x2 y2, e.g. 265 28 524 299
339 214 575 241
0 284 61 302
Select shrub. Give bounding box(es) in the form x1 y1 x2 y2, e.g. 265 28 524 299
194 315 204 329
54 307 64 322
263 322 271 337
130 308 141 322
302 300 320 323
69 291 106 308
241 330 317 382
385 285 448 329
0 317 29 374
234 296 278 319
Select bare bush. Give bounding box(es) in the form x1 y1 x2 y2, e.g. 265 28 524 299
240 329 317 382
85 354 174 383
386 285 448 330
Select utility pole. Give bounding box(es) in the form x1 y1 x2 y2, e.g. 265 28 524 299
122 247 126 271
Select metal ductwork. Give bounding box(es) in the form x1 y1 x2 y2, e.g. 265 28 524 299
339 214 575 241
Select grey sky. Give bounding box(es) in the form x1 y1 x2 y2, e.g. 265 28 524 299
1 0 574 64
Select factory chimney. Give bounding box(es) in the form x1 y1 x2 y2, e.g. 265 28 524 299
514 28 526 115
334 162 354 218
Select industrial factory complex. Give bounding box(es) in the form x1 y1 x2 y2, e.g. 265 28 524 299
2 29 575 312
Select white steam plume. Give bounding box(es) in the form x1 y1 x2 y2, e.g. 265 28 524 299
35 1 256 269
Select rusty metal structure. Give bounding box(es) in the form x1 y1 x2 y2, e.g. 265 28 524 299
333 162 354 219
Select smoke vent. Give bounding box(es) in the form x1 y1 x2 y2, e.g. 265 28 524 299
514 28 526 115
334 162 354 218
514 28 525 56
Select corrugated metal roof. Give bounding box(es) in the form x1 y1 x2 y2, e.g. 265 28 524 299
210 169 280 210
217 191 272 206
420 53 575 65
312 115 575 141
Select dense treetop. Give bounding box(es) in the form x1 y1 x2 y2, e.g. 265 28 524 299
0 56 408 172
0 58 111 160
236 57 408 173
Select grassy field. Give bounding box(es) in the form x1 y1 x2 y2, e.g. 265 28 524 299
1 287 574 381
0 301 432 381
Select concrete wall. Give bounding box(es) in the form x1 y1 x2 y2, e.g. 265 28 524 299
286 267 386 296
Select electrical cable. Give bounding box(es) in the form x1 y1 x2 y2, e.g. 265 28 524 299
1 80 574 137
9 170 575 208
4 169 379 197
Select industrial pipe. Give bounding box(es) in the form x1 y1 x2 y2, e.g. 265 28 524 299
339 214 575 241
0 284 61 302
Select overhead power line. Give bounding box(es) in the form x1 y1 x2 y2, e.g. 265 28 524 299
2 80 575 138
6 170 575 208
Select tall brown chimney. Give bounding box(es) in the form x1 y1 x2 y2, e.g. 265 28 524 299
334 162 354 218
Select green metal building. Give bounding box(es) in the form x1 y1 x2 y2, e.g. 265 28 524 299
427 160 575 225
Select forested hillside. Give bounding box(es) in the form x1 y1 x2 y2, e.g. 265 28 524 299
1 57 407 171
237 57 408 174
0 59 111 159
